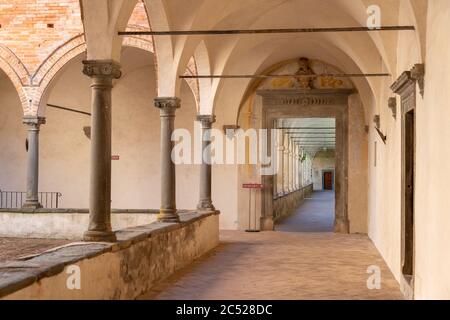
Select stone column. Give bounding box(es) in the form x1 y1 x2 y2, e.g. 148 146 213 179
307 157 311 185
197 114 216 212
22 116 46 209
295 146 299 190
300 149 304 187
276 129 284 195
298 149 305 189
283 133 290 194
82 60 121 242
289 140 294 192
302 153 306 186
155 97 181 222
292 145 297 190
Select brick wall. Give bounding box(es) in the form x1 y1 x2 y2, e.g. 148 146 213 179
0 0 153 114
0 0 83 75
127 1 150 30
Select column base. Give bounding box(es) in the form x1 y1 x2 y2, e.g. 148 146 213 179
197 200 215 212
158 209 180 223
83 230 117 242
260 216 274 231
334 217 350 234
22 200 42 209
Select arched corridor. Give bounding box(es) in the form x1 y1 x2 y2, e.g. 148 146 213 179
276 191 334 233
2 0 450 301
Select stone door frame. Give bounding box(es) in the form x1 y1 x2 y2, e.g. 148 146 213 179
256 88 354 233
391 66 423 299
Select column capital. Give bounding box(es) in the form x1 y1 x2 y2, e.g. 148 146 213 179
154 97 181 116
23 116 46 128
82 60 121 79
155 97 181 109
197 114 216 128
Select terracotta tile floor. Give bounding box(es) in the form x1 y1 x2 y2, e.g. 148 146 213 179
141 191 403 300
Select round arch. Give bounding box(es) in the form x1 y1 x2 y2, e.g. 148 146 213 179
0 45 31 114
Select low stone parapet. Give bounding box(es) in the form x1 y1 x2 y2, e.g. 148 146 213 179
273 184 313 221
0 209 189 239
0 211 219 299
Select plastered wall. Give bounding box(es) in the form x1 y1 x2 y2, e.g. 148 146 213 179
413 0 450 299
0 71 27 192
365 0 450 300
312 151 335 190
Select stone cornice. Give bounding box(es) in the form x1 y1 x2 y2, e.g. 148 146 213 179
390 71 414 96
391 64 425 98
256 88 354 106
82 60 121 79
257 88 355 96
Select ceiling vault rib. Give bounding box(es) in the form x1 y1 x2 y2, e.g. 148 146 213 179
119 26 414 36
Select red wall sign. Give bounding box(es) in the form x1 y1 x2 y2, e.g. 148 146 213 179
111 155 120 160
242 183 264 189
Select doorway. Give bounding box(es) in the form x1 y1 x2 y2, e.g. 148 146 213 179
323 171 334 190
273 118 336 232
257 89 351 233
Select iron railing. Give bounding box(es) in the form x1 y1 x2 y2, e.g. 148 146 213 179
0 190 62 209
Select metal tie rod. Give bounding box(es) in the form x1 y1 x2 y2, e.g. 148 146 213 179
119 26 414 36
180 73 390 79
47 104 91 116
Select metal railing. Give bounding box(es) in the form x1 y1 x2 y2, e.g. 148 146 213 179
0 190 62 209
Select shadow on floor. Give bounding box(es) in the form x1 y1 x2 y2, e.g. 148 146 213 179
275 191 335 233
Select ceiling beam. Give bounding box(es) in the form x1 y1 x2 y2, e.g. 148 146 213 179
119 26 414 36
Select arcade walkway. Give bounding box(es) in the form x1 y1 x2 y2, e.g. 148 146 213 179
276 191 335 233
141 192 403 300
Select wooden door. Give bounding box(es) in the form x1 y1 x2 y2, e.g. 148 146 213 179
323 171 333 190
403 109 415 279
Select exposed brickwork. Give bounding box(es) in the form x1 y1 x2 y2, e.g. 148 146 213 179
0 0 83 76
127 1 150 30
185 56 200 110
0 0 195 117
